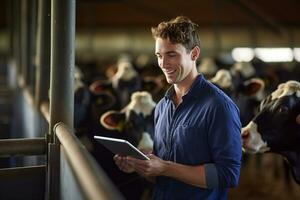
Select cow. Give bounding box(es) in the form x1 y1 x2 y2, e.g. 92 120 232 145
241 80 300 184
93 91 156 199
197 57 218 79
111 61 141 108
99 91 156 150
74 66 91 128
88 60 141 110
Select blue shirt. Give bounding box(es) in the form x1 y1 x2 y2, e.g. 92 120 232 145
153 74 242 200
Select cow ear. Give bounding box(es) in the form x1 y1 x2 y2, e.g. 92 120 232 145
100 111 126 132
89 80 112 95
242 78 265 97
296 114 300 125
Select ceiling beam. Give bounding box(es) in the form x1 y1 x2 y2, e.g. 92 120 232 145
229 0 286 35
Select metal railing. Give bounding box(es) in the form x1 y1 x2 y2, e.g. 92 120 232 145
0 138 46 156
54 122 123 200
40 101 50 123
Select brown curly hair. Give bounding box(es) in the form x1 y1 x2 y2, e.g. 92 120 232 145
151 16 201 52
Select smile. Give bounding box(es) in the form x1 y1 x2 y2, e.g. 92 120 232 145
164 69 176 75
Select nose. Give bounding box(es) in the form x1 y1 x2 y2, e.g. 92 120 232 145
241 129 250 140
159 57 168 69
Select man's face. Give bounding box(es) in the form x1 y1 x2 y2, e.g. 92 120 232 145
155 38 194 84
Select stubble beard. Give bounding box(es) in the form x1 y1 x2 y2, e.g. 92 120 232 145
165 68 181 84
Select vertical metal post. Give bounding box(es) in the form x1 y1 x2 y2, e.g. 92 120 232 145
20 0 37 89
35 0 51 108
20 0 28 87
13 0 21 78
49 0 75 142
7 0 14 59
26 0 37 92
47 0 75 199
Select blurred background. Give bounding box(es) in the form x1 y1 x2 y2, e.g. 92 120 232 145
0 0 300 199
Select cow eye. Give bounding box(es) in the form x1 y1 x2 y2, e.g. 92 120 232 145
278 106 289 113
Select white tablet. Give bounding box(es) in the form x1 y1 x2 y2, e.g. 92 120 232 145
94 136 150 160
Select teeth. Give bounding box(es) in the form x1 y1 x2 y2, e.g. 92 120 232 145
165 70 175 74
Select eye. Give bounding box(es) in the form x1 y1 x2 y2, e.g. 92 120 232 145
278 106 289 113
167 53 176 58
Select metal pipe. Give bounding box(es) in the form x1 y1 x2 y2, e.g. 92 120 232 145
13 0 21 79
48 1 75 198
0 138 46 156
20 0 28 87
54 122 123 200
49 0 75 142
35 0 51 108
23 86 35 107
25 0 37 89
40 101 50 123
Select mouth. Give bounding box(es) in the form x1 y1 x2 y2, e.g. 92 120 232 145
164 69 176 76
242 143 270 154
242 147 258 154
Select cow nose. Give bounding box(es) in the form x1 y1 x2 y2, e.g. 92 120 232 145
241 129 250 140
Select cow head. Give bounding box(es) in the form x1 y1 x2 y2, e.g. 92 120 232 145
100 91 156 150
242 80 300 153
197 57 218 79
210 69 264 98
111 61 141 107
241 80 300 184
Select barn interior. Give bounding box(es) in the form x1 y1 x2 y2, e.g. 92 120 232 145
0 0 300 199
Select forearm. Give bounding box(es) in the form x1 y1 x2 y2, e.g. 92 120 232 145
162 161 207 188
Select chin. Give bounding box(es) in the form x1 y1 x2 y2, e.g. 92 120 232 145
165 77 175 84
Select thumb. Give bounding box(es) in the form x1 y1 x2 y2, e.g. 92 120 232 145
147 154 157 159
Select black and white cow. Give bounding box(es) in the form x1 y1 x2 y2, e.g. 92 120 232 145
197 57 219 79
92 91 156 199
74 67 91 129
241 80 300 184
111 61 141 108
99 91 156 151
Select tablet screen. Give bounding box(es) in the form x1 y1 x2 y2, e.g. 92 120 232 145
94 136 150 160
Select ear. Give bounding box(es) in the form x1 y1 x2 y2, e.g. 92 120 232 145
191 46 200 61
89 80 112 95
296 114 300 125
100 110 126 132
242 78 265 97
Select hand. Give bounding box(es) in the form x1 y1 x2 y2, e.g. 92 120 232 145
126 154 168 177
113 154 135 173
140 148 153 155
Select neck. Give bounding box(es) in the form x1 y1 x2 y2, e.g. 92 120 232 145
173 68 198 106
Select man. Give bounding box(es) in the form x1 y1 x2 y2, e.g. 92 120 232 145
114 16 242 199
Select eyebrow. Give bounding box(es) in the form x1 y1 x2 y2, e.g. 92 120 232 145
155 51 177 55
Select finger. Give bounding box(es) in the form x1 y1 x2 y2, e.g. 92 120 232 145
140 149 153 154
147 154 157 159
127 156 148 166
130 161 149 173
119 161 132 172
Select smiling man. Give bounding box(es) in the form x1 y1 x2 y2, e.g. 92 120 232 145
114 16 242 200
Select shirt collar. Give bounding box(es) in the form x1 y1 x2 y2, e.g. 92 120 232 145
164 74 206 101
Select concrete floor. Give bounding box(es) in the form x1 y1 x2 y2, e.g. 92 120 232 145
229 154 300 200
